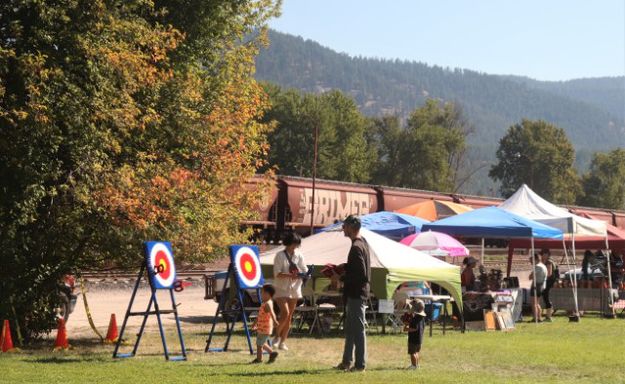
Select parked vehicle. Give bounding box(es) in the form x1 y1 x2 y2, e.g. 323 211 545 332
57 274 78 322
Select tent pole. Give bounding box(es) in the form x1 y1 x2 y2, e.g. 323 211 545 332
563 238 579 320
480 238 485 265
531 236 537 324
571 233 580 319
605 236 615 317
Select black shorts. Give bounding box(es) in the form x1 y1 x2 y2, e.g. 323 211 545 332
408 342 421 354
530 286 543 297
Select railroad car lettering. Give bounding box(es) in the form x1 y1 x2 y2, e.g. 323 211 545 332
298 188 373 226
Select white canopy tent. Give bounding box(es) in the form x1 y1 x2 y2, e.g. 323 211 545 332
499 184 607 236
259 228 462 306
499 184 611 316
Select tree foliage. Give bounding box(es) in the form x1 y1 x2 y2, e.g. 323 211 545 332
580 149 625 210
372 100 468 192
263 84 375 183
0 0 279 340
489 119 581 204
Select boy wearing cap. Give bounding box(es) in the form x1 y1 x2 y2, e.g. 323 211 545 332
404 299 426 370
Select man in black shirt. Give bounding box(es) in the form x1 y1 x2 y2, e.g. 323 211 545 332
335 215 371 372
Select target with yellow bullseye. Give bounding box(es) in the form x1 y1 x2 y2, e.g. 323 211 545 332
230 245 263 289
145 241 176 289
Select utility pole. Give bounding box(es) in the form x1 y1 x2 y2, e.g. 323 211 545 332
310 123 319 236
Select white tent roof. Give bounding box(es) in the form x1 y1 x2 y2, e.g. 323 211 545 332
499 184 607 236
259 228 461 303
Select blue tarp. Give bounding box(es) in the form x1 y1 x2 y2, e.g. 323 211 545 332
421 206 564 239
319 211 429 240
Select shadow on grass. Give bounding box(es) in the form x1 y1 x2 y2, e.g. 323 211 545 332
179 315 212 324
224 366 399 377
225 368 335 377
33 357 84 364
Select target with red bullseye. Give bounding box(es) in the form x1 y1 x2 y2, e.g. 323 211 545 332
230 245 264 289
144 241 177 289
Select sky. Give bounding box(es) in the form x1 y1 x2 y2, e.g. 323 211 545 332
269 0 625 81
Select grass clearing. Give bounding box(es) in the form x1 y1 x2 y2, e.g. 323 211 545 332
1 316 624 383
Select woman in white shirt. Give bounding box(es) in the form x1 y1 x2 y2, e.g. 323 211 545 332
273 232 307 350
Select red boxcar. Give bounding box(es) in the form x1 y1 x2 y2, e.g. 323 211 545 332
278 176 378 231
241 175 625 241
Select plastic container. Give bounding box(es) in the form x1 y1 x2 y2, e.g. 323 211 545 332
425 302 443 321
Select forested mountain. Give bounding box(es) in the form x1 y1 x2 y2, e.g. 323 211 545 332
255 30 625 195
504 76 625 120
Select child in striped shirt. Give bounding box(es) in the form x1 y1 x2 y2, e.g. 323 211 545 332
251 284 279 364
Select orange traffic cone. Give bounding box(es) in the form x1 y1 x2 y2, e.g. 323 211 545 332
1 320 16 352
104 314 118 344
53 318 70 351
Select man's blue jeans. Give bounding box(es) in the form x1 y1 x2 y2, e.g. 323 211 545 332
342 297 367 368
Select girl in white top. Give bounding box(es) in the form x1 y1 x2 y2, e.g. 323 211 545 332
273 232 307 350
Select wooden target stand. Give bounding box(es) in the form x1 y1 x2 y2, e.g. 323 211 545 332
113 241 187 361
205 245 264 355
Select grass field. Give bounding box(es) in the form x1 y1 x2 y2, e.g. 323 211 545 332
1 317 624 383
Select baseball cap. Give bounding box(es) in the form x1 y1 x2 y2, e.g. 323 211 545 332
343 215 361 229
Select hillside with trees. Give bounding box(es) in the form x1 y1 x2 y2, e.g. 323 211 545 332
256 30 625 194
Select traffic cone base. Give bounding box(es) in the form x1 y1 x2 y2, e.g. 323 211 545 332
53 318 70 351
104 314 119 344
1 319 16 353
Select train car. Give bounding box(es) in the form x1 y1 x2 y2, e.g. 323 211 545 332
277 176 378 235
457 194 503 209
375 186 454 212
241 176 279 242
242 175 625 241
376 185 502 212
614 211 625 229
570 206 616 226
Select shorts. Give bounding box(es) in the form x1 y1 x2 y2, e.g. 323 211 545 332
408 342 422 354
530 286 543 297
256 334 270 347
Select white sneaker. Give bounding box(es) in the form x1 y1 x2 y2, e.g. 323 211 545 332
272 337 281 346
406 365 417 370
278 343 288 351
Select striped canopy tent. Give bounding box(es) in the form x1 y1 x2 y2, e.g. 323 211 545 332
396 200 473 221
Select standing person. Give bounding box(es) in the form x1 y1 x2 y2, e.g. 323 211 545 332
460 257 478 292
250 284 279 364
335 215 371 372
540 249 558 322
404 299 426 370
529 253 547 322
273 232 307 351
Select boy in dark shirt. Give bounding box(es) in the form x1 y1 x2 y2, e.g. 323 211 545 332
404 299 426 370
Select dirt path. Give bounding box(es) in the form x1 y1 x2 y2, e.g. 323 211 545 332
67 285 217 338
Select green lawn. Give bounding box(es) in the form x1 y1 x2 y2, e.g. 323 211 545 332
1 317 624 383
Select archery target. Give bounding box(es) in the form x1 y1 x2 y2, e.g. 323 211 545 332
230 245 264 289
144 241 176 289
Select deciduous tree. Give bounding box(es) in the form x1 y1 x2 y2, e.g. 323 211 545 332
372 100 468 192
263 85 375 183
489 119 580 203
580 149 625 210
0 0 279 339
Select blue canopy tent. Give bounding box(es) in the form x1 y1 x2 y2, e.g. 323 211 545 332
421 206 563 324
319 211 429 240
421 206 564 240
